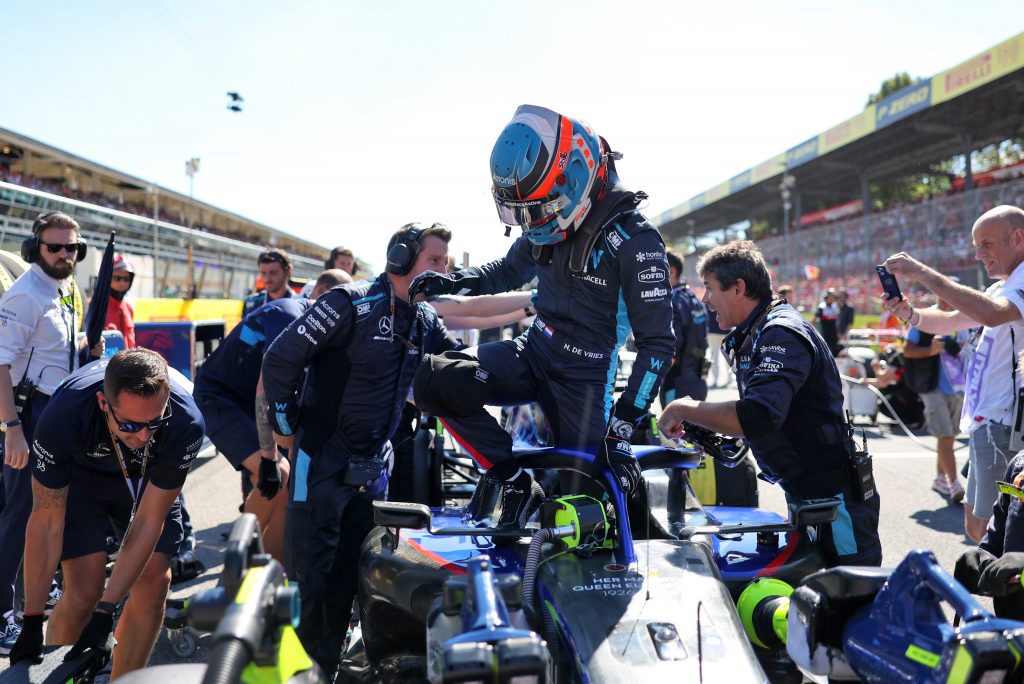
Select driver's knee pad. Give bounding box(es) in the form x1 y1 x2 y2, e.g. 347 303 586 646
413 351 492 418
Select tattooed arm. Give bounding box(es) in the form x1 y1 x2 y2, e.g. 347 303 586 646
256 371 292 458
22 478 68 614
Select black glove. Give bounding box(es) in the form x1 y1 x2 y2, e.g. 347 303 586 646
408 269 480 302
595 403 644 494
943 336 962 357
954 547 997 593
8 614 44 665
257 457 282 499
978 552 1024 597
65 610 114 662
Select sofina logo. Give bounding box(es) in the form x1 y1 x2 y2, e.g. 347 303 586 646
637 266 666 284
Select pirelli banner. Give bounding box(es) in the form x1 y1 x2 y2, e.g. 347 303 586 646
931 32 1024 105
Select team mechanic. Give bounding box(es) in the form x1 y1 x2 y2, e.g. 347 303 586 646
9 349 205 679
260 223 460 678
659 241 882 566
194 269 350 562
660 248 710 405
409 104 674 524
955 450 1024 619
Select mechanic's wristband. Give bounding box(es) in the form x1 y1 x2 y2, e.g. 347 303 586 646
95 600 118 615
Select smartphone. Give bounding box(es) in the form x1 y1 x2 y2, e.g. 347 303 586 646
875 265 902 301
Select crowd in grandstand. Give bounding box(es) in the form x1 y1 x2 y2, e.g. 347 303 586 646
753 173 1024 316
0 165 322 261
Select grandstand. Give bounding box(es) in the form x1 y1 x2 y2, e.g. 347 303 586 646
656 31 1024 313
0 126 326 297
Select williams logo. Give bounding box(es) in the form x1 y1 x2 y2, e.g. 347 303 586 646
637 266 667 284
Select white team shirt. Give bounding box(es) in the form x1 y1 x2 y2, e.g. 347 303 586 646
960 260 1024 433
0 264 79 395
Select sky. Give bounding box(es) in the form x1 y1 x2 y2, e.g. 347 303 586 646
1 2 1020 271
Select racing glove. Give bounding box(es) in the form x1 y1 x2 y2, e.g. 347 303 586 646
65 610 114 662
257 456 282 499
954 547 998 593
408 269 481 301
595 402 644 494
8 614 44 664
978 552 1024 597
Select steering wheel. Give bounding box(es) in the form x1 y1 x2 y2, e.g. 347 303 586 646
679 421 750 467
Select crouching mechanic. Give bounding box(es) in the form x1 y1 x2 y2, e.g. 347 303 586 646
955 450 1024 619
659 241 882 566
9 349 205 678
261 222 460 678
409 104 674 522
194 269 350 562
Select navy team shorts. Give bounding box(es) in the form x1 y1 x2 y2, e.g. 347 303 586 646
194 389 260 471
62 467 183 560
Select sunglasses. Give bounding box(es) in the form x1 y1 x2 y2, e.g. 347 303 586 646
41 242 83 255
112 275 132 282
107 398 173 433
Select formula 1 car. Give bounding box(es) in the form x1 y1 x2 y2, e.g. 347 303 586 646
342 429 841 683
739 548 1024 683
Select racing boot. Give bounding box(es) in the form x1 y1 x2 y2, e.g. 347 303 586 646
495 470 543 529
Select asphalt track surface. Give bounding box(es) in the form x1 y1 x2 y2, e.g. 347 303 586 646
0 385 985 680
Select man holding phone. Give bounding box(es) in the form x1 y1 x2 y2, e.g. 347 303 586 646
883 204 1024 542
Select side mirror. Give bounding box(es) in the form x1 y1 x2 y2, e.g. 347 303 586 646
373 500 431 530
787 497 840 527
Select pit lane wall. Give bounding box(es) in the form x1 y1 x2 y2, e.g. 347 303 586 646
656 30 1024 225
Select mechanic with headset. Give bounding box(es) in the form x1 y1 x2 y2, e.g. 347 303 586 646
659 240 882 566
0 211 103 655
9 350 205 678
409 104 674 525
194 268 350 562
260 223 461 679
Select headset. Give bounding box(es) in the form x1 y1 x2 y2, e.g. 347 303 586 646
385 225 424 276
21 211 88 264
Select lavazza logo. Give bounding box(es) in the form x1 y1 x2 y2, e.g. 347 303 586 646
637 266 666 284
641 287 668 300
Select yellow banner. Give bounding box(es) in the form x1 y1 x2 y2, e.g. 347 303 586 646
134 298 244 332
932 31 1024 104
818 105 877 156
751 153 787 185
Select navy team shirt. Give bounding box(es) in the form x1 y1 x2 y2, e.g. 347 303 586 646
31 359 205 491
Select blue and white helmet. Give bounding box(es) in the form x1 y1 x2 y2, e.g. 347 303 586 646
490 105 607 246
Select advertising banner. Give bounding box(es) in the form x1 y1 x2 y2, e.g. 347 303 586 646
932 32 1024 104
876 81 932 129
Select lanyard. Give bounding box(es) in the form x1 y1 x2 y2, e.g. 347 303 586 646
105 424 150 522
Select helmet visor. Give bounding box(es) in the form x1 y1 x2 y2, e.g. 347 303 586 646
493 190 568 228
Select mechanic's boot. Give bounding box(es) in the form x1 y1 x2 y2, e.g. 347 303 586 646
495 471 543 529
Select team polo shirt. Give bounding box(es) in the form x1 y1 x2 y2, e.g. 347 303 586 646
0 264 79 394
31 359 205 491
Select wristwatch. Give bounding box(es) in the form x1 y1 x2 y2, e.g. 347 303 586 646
0 419 22 433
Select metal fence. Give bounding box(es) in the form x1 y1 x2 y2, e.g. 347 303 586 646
0 181 323 299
